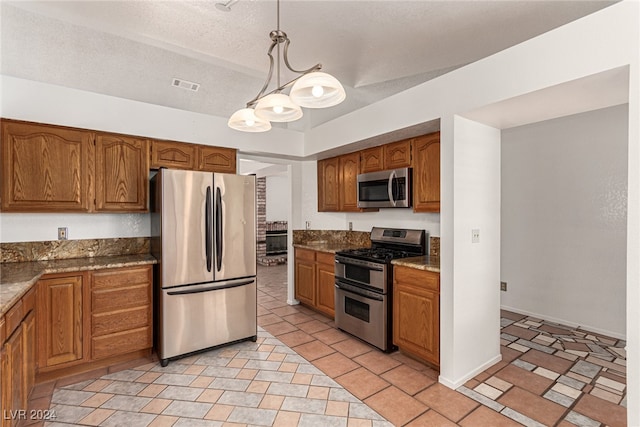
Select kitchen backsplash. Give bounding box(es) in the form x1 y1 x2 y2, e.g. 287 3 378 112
0 237 150 263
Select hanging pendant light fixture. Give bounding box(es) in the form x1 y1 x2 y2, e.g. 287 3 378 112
227 0 345 132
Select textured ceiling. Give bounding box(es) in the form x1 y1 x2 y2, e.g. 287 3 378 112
1 0 617 131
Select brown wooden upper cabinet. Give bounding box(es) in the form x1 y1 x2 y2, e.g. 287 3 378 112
95 133 149 212
1 120 93 212
317 157 339 212
360 139 412 174
384 139 412 169
360 146 384 173
412 132 440 213
318 152 370 213
150 140 236 174
150 140 196 170
338 152 360 212
198 145 236 173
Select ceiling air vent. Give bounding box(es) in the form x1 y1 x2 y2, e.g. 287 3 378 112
172 78 200 92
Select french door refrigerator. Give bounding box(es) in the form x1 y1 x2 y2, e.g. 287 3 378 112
151 168 256 367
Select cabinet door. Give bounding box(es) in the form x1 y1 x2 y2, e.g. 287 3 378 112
37 275 84 368
294 250 316 306
316 259 335 318
339 152 361 212
317 157 339 212
151 140 196 170
360 146 384 173
412 132 440 213
22 311 35 402
0 344 7 427
393 273 439 367
197 146 236 173
384 139 412 169
4 327 24 422
95 133 149 212
1 120 92 212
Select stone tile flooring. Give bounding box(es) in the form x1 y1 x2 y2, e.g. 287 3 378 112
30 264 627 426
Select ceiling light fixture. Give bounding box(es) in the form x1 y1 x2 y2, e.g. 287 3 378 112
215 0 238 12
227 0 346 132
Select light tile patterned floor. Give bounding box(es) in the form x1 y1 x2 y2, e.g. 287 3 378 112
30 264 627 426
42 328 392 427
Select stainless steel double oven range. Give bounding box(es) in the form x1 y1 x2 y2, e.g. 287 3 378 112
334 227 427 352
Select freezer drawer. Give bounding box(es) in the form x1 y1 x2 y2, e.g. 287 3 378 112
157 279 257 362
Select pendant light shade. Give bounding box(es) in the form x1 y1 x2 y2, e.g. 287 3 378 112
254 93 303 122
290 72 346 108
228 108 272 132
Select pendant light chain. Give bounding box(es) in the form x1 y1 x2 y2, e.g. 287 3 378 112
276 0 281 88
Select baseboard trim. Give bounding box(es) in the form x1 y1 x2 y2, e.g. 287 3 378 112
500 305 626 340
438 353 503 390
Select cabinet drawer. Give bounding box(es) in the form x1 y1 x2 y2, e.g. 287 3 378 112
295 248 315 262
92 305 150 337
316 252 334 266
394 266 439 291
91 327 151 360
92 284 150 313
5 299 23 338
22 287 36 313
91 267 150 289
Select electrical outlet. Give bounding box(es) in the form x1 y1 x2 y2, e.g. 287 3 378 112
348 221 353 231
58 227 68 240
472 228 480 243
500 281 507 292
305 221 311 230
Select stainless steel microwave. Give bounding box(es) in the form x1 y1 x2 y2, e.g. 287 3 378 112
357 167 411 208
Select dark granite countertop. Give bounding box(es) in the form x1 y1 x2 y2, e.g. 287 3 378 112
391 256 440 273
0 254 157 316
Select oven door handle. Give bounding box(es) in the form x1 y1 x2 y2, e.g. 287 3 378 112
334 256 385 271
335 282 384 301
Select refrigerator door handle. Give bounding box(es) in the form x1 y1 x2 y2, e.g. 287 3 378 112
166 279 255 295
206 186 212 272
215 187 223 272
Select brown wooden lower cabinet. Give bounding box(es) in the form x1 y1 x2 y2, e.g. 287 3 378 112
37 273 86 370
294 248 336 318
1 288 36 427
34 265 153 382
0 264 154 420
393 266 440 367
90 266 152 360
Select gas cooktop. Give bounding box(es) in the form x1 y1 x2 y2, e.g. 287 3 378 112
336 227 428 264
336 247 417 263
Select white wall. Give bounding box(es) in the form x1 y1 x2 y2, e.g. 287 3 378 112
265 175 289 222
442 116 502 386
0 213 150 243
501 105 628 338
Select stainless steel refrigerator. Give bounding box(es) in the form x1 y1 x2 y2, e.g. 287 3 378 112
151 168 256 367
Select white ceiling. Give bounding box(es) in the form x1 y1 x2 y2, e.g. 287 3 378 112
1 0 617 132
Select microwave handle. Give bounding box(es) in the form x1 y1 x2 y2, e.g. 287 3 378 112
387 170 397 207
